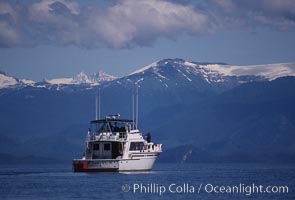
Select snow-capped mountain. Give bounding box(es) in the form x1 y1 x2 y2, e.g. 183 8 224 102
201 62 295 81
0 70 117 90
129 58 295 85
89 71 118 83
0 71 35 89
0 71 18 89
117 59 263 93
1 58 295 91
19 79 35 85
46 71 117 86
129 58 231 84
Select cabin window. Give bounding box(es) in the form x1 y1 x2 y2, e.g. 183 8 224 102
93 144 100 150
129 142 145 151
109 122 126 132
104 143 111 151
98 123 110 132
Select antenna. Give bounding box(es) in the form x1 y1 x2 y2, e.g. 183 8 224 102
136 84 139 129
95 88 101 120
95 93 98 120
98 88 101 120
131 83 138 129
132 88 135 129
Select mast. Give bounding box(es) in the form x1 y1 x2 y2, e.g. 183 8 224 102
131 83 138 129
132 89 135 129
95 93 98 120
136 84 139 129
95 88 101 120
98 88 100 120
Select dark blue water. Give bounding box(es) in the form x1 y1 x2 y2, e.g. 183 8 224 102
0 163 294 200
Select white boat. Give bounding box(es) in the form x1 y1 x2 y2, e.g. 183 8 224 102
73 114 162 172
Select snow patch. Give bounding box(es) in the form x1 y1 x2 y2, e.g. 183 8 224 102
177 69 192 82
46 78 74 85
202 63 295 80
0 74 18 88
184 61 197 67
130 62 158 75
153 69 168 80
201 64 237 76
46 71 117 85
90 71 117 83
135 78 144 85
20 79 35 85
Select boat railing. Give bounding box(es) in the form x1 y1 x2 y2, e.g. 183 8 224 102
88 132 127 141
147 143 162 152
139 143 162 153
129 129 140 134
127 143 162 155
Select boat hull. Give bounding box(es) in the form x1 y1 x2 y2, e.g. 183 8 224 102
119 155 158 171
73 155 158 172
73 159 119 172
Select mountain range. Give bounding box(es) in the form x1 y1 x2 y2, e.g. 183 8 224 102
0 70 117 89
1 58 295 164
1 59 295 90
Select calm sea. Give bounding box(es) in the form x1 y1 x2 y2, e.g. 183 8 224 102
0 163 294 200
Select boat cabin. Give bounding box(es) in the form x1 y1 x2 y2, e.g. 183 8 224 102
85 118 136 160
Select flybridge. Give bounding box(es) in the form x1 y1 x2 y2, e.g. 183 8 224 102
90 118 134 123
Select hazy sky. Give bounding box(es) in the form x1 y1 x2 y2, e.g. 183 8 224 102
0 0 294 81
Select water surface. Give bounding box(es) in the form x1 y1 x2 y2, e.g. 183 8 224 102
0 163 294 199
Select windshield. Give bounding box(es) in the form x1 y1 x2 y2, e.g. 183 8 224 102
109 121 126 132
91 121 129 134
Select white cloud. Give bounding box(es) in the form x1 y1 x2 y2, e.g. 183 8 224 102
0 0 210 48
208 0 295 30
0 2 20 47
0 2 18 20
0 21 20 47
89 0 209 48
0 0 294 48
28 0 80 24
